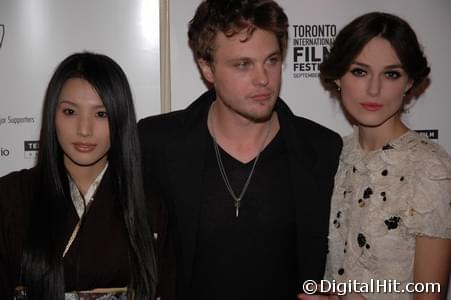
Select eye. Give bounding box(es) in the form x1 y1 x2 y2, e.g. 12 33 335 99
266 56 280 65
350 68 367 77
235 60 250 70
62 108 76 116
96 111 108 118
385 70 401 79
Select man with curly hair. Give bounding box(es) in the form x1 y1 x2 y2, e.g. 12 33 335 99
139 1 342 299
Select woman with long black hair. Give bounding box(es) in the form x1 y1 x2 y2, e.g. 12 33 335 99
0 52 157 299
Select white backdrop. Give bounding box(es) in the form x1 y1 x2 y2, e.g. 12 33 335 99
0 0 450 296
170 0 451 155
0 0 161 176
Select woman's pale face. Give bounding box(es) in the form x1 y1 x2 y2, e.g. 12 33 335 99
337 36 413 131
55 78 110 175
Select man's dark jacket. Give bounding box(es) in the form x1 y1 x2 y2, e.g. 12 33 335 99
137 90 342 299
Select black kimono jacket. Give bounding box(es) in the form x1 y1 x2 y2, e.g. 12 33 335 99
0 167 130 299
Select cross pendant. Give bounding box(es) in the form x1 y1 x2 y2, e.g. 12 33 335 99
234 200 240 218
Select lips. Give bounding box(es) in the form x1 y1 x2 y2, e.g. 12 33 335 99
360 102 383 112
250 93 272 101
73 142 96 152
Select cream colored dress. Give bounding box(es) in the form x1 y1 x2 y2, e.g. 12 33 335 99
325 130 451 300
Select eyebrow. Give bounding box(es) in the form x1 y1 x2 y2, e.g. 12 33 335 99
58 100 106 109
266 50 282 58
352 61 404 69
227 50 282 62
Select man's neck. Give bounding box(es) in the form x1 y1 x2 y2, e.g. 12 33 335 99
208 101 280 163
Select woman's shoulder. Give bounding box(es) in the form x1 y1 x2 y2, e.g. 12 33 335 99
404 131 451 178
400 132 451 238
0 167 38 188
0 167 38 211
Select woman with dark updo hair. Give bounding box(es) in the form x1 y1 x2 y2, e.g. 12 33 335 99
305 12 450 300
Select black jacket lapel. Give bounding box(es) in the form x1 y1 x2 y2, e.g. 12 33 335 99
276 100 326 283
165 91 214 287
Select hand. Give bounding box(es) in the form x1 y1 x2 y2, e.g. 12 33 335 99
298 293 366 300
298 281 339 300
297 292 339 300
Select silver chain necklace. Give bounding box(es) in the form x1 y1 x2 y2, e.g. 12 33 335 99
208 103 272 218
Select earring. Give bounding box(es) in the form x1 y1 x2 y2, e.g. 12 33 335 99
403 98 416 114
337 86 341 92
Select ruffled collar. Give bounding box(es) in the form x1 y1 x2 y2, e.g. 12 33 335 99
341 129 422 172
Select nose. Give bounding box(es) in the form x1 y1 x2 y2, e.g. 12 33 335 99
367 75 381 97
252 65 269 86
77 114 93 137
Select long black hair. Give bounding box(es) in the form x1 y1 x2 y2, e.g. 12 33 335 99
20 52 157 299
